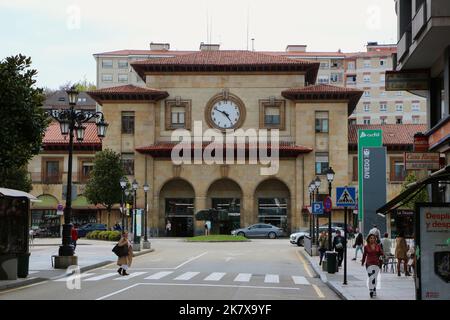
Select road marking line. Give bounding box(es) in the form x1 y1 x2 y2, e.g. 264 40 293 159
96 282 301 300
295 250 313 278
312 284 325 298
264 274 279 283
84 272 118 281
174 252 208 269
96 283 140 300
174 272 200 281
28 271 39 274
204 272 226 281
292 276 310 285
54 273 95 282
234 273 252 282
114 271 147 281
144 271 174 280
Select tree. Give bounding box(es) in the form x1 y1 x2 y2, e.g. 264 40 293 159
0 54 49 188
400 172 429 209
85 149 127 228
59 76 96 92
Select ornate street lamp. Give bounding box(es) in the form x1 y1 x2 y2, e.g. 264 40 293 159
124 188 130 231
314 176 322 245
47 87 108 265
308 181 315 243
143 182 150 249
326 166 335 250
120 177 127 230
132 179 138 245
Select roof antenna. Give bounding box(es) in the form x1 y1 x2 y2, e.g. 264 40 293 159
246 6 249 50
251 38 255 51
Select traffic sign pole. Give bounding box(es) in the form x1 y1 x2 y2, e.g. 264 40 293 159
343 206 348 285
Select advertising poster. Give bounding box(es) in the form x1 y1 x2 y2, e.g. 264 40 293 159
136 209 142 237
417 204 450 300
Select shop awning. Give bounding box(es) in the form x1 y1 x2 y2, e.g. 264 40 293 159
32 194 58 209
72 196 95 209
376 165 450 215
0 187 39 201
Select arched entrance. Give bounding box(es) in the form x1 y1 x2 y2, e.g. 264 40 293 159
206 179 243 234
159 179 195 237
254 179 291 232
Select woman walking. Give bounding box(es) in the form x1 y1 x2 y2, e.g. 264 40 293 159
395 232 410 276
318 231 328 266
117 231 133 276
361 234 384 298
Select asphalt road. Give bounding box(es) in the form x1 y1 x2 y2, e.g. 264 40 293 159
0 238 339 300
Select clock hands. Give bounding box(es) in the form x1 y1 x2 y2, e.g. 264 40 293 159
214 107 233 125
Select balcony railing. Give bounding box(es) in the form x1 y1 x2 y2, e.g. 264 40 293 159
397 25 411 63
412 2 427 40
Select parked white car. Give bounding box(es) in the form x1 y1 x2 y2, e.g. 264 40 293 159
290 226 344 247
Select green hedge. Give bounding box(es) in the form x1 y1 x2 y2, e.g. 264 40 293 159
87 230 121 241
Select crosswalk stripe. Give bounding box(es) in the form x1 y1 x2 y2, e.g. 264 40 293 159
114 271 147 280
144 271 174 280
292 276 310 285
203 272 226 281
29 271 39 274
84 272 118 281
264 274 279 283
174 272 200 281
234 273 252 282
54 273 95 282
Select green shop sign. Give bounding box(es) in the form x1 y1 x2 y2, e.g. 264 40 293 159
357 129 382 221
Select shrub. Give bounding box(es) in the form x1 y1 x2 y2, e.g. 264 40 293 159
108 231 121 241
85 230 121 241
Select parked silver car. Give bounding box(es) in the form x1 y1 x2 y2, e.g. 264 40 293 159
231 223 285 239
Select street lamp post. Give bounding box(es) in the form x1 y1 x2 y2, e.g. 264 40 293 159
120 177 127 231
326 167 335 250
143 183 151 249
47 88 108 268
124 189 130 231
308 182 314 245
314 176 322 245
132 179 139 248
309 180 316 244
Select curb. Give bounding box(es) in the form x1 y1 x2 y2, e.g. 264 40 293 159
299 249 349 300
133 248 155 257
0 277 46 291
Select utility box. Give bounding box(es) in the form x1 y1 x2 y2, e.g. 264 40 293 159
0 188 36 280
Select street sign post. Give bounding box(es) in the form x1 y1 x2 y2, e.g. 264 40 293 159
336 186 356 285
323 196 332 212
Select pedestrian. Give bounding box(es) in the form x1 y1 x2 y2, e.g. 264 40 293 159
368 224 381 243
380 232 392 255
352 228 364 261
71 224 79 251
205 220 211 236
395 231 410 276
116 231 133 276
113 223 121 231
318 231 328 266
165 220 172 237
407 240 415 275
361 234 384 298
333 230 346 267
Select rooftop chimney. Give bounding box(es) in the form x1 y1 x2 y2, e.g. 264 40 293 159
150 42 170 51
285 45 307 52
200 43 220 51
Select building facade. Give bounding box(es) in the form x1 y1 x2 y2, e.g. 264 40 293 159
27 122 102 236
87 50 363 236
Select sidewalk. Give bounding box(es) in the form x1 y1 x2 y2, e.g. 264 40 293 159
0 238 154 291
301 247 415 300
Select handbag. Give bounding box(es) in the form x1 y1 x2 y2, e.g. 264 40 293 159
112 244 129 257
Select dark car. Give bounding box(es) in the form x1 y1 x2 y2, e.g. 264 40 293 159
231 223 285 239
77 223 107 237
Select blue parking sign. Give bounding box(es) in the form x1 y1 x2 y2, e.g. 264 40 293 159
312 202 324 215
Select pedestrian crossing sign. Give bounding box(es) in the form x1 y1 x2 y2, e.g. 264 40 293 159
336 187 356 207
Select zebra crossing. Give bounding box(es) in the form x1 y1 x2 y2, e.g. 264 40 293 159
53 270 311 286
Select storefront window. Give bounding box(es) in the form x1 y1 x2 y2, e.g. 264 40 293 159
390 209 414 238
258 198 288 231
165 198 194 216
31 209 61 237
212 198 241 233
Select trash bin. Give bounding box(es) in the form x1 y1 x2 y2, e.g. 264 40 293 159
326 251 337 274
0 255 18 280
17 252 31 278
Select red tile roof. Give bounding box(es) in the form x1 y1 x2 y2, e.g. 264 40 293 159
86 85 168 105
43 122 101 150
266 51 346 58
281 84 363 115
348 124 427 146
131 50 320 84
136 141 312 158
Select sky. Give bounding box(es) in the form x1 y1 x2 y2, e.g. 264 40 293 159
0 0 398 89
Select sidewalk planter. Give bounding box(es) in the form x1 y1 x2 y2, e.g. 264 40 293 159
17 253 31 278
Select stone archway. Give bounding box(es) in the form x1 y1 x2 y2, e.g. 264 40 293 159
206 178 243 234
159 178 195 237
254 178 291 233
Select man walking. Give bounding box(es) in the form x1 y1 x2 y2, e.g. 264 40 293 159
352 228 364 261
333 230 346 267
71 224 79 251
369 225 381 243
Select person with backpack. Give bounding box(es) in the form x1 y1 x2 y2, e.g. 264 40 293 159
116 231 133 276
352 228 364 261
333 230 346 267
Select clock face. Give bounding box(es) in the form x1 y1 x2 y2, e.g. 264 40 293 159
210 100 241 129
